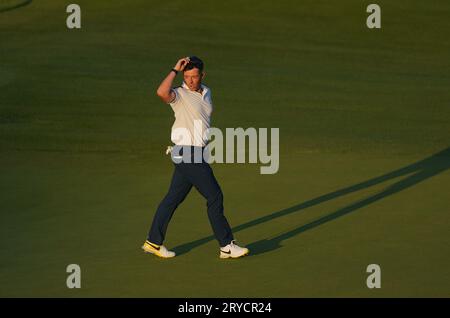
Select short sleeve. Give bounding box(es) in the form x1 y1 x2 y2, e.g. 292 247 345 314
207 90 212 105
169 88 181 108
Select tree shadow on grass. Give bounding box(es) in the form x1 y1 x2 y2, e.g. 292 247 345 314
172 147 450 256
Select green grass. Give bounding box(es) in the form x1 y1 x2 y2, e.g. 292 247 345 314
0 0 449 297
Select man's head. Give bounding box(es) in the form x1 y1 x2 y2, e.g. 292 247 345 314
183 56 205 92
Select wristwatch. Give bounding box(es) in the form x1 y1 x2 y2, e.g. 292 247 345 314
171 68 178 75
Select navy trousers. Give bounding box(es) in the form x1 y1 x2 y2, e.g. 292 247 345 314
147 146 234 247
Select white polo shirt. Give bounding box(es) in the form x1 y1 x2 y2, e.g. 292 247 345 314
169 81 213 147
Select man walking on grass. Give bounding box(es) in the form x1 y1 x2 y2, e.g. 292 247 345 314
142 56 249 259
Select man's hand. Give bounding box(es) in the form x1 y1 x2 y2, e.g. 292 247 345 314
156 57 190 104
173 57 190 72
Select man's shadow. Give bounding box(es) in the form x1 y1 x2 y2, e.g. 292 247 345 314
172 147 450 256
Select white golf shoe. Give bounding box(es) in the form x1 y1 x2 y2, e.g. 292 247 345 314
142 240 176 258
220 240 249 259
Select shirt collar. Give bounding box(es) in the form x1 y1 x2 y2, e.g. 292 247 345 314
182 81 208 98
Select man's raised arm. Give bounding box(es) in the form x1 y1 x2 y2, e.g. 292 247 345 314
156 57 190 104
